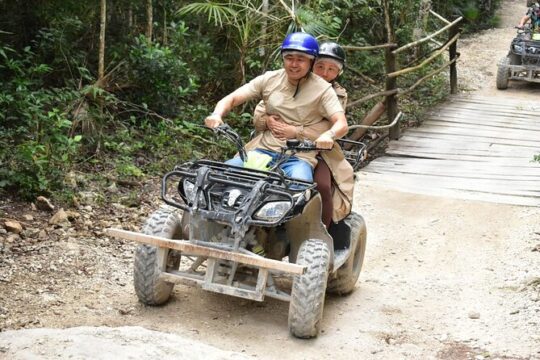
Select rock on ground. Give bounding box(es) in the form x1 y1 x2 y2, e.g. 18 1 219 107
0 326 249 360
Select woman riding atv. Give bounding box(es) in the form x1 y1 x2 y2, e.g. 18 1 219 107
250 42 354 228
204 33 348 185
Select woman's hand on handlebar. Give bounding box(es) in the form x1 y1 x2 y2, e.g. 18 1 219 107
205 114 224 128
315 132 334 150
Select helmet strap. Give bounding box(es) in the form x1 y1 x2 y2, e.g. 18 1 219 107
292 59 315 98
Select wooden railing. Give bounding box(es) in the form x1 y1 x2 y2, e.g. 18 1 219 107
344 7 463 140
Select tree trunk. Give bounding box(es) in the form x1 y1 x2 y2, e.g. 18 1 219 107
128 4 133 34
163 0 168 45
98 0 106 82
259 0 269 56
413 0 431 60
146 0 153 41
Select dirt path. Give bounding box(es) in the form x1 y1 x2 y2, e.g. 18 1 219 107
1 1 539 359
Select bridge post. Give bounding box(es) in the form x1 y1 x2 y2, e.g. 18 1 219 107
385 44 400 140
449 24 459 94
383 0 400 140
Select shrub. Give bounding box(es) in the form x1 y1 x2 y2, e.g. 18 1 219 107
0 45 82 199
125 35 199 117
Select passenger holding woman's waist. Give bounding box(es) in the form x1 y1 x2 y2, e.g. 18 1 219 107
204 32 348 184
250 42 355 228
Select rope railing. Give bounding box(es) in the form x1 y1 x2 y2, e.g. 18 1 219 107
348 112 403 130
387 32 460 78
344 11 462 140
392 17 462 55
342 43 398 51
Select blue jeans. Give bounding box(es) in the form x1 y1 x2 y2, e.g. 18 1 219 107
226 149 313 183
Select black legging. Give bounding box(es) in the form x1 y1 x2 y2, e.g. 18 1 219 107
313 159 333 229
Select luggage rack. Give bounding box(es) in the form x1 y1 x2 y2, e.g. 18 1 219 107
336 138 367 171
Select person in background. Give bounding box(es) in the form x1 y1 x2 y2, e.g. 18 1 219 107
518 2 540 29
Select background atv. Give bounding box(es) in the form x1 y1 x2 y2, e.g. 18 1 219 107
107 125 367 339
497 25 540 89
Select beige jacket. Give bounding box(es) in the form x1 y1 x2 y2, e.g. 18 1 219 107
239 70 343 167
250 81 353 222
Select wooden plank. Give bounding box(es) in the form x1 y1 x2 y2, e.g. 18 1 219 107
366 157 540 174
366 156 540 171
449 96 539 108
386 143 537 158
358 172 540 201
448 95 539 107
402 130 539 147
394 137 540 152
435 103 540 116
106 228 306 275
387 138 540 157
422 120 540 135
383 151 536 165
429 108 539 121
362 165 540 187
387 143 536 158
362 165 540 186
359 174 540 207
399 133 539 149
429 104 540 118
386 149 535 161
418 124 540 142
423 116 540 131
363 163 540 181
424 117 540 131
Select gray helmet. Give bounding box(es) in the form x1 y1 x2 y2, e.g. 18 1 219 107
318 42 346 66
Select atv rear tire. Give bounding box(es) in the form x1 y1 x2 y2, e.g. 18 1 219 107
134 208 182 305
327 212 367 295
288 239 330 339
496 57 510 90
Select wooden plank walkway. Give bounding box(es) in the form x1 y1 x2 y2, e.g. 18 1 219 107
358 95 540 206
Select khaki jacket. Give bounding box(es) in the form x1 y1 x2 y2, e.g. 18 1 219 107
250 81 353 222
240 70 343 167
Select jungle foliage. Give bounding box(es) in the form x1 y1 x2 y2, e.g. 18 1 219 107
0 0 502 200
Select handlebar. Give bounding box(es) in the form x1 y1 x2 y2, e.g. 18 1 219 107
515 25 532 33
208 124 248 162
200 123 333 175
283 139 330 152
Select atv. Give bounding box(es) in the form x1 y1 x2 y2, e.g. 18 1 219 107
107 124 367 338
497 24 540 89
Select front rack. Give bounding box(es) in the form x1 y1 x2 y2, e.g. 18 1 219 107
336 138 368 171
161 160 317 227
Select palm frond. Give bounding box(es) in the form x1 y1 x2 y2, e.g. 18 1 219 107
293 7 339 37
177 2 237 28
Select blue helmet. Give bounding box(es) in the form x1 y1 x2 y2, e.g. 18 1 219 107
281 32 319 58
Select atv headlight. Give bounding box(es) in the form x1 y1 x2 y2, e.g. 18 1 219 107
255 201 292 221
514 44 523 53
183 180 206 207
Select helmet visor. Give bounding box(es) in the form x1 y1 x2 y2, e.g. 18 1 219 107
281 50 315 60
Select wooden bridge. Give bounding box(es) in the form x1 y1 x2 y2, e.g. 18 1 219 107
358 94 540 206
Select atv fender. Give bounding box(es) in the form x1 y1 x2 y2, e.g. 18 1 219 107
285 193 334 268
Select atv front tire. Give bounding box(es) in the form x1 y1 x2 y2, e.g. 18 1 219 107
327 212 367 295
496 56 510 90
134 208 182 305
288 239 330 339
